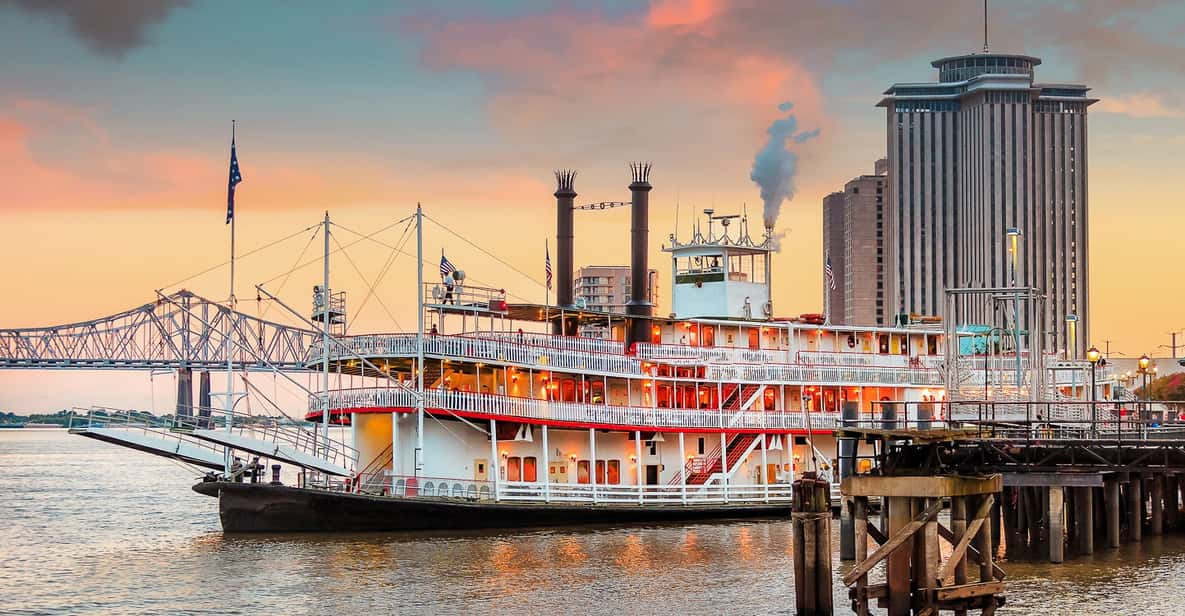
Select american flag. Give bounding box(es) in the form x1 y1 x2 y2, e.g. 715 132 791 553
226 134 242 224
439 252 457 280
545 240 553 290
824 254 836 290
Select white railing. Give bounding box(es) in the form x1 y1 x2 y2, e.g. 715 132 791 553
706 364 943 386
470 331 625 355
635 343 794 365
310 333 645 378
317 387 841 431
497 481 793 504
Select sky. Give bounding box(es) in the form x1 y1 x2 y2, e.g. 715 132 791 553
2 0 1185 412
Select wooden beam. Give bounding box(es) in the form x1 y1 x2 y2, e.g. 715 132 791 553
938 495 995 584
843 474 1002 498
937 523 1007 580
1003 472 1104 487
937 581 1005 602
843 498 943 586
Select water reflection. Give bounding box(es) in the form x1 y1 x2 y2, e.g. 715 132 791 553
7 430 1185 614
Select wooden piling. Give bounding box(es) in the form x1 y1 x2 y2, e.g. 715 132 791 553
886 495 912 615
1167 475 1180 530
1106 479 1120 548
1128 477 1143 542
852 496 870 616
1048 486 1064 563
951 496 969 616
792 473 832 616
1151 474 1164 536
1078 487 1094 554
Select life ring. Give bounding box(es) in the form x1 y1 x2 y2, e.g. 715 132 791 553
762 301 773 316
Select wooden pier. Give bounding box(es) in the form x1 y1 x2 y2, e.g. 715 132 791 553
815 401 1185 614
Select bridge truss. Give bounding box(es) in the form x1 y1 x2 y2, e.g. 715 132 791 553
0 290 318 371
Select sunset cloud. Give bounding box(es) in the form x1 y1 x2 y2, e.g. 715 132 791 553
1095 93 1185 119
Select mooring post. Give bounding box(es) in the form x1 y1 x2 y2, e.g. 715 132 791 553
1106 478 1120 548
792 473 832 616
1151 474 1164 535
1048 486 1065 563
1128 477 1143 542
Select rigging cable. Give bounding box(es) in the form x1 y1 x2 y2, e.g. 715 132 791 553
424 214 547 289
329 232 403 331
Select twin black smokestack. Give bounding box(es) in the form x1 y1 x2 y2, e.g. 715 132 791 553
552 164 653 343
626 162 653 346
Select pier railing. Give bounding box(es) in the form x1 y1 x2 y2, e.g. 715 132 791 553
317 387 840 431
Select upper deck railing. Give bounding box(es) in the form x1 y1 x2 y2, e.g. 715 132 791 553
310 332 950 387
317 387 841 432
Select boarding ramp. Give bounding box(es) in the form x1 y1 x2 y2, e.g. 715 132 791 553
175 410 355 476
68 407 227 470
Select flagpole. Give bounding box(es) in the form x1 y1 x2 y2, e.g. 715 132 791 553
545 238 550 332
415 204 425 478
823 249 831 327
224 121 236 475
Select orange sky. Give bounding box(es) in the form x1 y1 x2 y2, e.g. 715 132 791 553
2 0 1185 411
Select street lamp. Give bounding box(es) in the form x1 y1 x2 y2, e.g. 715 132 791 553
1138 354 1152 433
1087 345 1101 435
1065 314 1079 360
1007 228 1023 386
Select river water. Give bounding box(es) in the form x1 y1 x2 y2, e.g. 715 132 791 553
4 429 1185 615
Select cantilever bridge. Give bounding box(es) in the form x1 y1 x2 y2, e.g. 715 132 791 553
0 290 318 371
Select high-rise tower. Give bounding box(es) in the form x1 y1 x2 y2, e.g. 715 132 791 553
879 52 1095 357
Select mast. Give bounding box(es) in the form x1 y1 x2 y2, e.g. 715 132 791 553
321 211 331 459
415 204 425 476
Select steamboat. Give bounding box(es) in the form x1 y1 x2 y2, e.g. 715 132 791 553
70 164 1110 532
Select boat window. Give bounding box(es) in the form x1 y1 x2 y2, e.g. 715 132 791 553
523 456 537 482
878 334 889 354
577 460 591 484
697 437 705 455
595 459 606 484
748 328 760 350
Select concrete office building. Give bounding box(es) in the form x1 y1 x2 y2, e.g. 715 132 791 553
575 265 659 312
879 52 1094 356
823 159 888 326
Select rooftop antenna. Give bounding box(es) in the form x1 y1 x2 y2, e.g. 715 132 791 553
674 192 680 244
983 0 989 53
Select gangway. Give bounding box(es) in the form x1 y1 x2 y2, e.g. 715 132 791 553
69 407 227 470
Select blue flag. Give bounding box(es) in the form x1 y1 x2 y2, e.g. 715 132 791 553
226 136 242 224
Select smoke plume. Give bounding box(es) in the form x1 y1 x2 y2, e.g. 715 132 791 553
749 101 819 240
2 0 189 59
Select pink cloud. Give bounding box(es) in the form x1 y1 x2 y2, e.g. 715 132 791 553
404 5 828 142
1095 93 1185 119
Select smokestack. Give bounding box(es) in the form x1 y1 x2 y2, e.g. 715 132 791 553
627 162 653 347
554 170 576 334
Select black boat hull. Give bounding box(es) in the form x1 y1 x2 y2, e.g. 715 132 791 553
194 482 792 532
